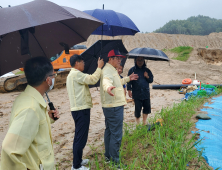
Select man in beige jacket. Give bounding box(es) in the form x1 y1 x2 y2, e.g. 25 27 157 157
66 54 104 170
0 56 60 170
100 50 138 169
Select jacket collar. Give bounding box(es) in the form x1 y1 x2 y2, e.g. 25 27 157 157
71 68 80 72
24 85 47 108
106 63 117 71
71 68 77 71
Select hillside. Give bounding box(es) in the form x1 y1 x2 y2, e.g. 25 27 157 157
153 15 222 35
81 32 222 51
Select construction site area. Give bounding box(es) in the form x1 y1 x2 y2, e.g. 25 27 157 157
0 32 222 169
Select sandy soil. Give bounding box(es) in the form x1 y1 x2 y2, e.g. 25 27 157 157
0 81 183 169
83 32 222 51
0 33 222 169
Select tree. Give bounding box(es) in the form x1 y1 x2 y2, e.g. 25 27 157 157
154 15 222 35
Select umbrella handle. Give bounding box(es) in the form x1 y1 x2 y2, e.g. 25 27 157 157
48 102 58 120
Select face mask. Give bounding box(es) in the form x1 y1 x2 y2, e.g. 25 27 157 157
47 77 55 92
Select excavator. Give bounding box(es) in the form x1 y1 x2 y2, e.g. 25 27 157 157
0 45 87 93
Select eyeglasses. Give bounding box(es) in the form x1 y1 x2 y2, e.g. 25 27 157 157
48 73 57 78
114 57 122 61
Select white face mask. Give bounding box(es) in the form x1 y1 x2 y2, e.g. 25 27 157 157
47 77 55 92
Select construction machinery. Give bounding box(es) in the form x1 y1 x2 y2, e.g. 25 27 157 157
0 45 87 93
51 45 86 70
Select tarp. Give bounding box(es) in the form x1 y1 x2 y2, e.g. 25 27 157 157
195 96 222 169
185 87 216 99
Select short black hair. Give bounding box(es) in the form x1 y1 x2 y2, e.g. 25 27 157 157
24 56 53 87
70 54 84 67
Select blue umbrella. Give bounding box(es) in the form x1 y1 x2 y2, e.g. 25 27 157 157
127 47 170 61
84 9 140 36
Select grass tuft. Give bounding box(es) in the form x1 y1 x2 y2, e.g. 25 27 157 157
170 46 193 61
15 71 24 75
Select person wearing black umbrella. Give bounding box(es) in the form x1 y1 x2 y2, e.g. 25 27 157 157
127 57 153 125
66 55 104 170
0 56 60 170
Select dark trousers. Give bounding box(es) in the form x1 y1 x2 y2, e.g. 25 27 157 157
71 109 90 169
102 106 124 164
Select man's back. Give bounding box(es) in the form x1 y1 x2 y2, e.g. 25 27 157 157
66 68 101 111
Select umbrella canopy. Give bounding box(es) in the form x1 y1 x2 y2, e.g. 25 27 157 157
0 0 103 76
127 47 170 61
84 9 139 36
81 39 128 87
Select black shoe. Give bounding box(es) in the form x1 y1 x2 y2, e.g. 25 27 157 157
147 122 160 131
104 157 110 164
114 163 127 170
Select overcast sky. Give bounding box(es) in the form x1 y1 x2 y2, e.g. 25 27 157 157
1 0 222 32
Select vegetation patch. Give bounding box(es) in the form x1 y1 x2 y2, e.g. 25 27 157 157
154 15 222 35
87 87 222 170
15 71 24 75
169 46 193 61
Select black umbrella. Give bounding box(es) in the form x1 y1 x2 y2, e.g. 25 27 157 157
127 47 170 61
81 39 128 87
0 0 103 76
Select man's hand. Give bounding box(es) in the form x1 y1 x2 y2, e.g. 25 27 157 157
48 108 60 120
107 86 115 96
129 72 139 81
98 57 104 68
128 90 132 98
144 71 149 79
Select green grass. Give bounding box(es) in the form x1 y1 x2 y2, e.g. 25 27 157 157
162 48 167 52
87 87 222 170
170 46 193 61
15 71 24 75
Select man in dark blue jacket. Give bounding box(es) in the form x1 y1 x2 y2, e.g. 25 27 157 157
127 57 153 125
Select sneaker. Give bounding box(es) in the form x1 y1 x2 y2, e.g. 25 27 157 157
71 165 90 170
81 159 89 166
104 157 110 164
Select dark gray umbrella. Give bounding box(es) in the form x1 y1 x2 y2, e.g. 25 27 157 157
81 39 128 87
0 0 103 76
127 47 170 61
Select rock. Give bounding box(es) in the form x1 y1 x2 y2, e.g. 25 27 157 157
191 61 201 65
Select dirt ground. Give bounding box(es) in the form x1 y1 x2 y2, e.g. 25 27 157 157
0 33 222 169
